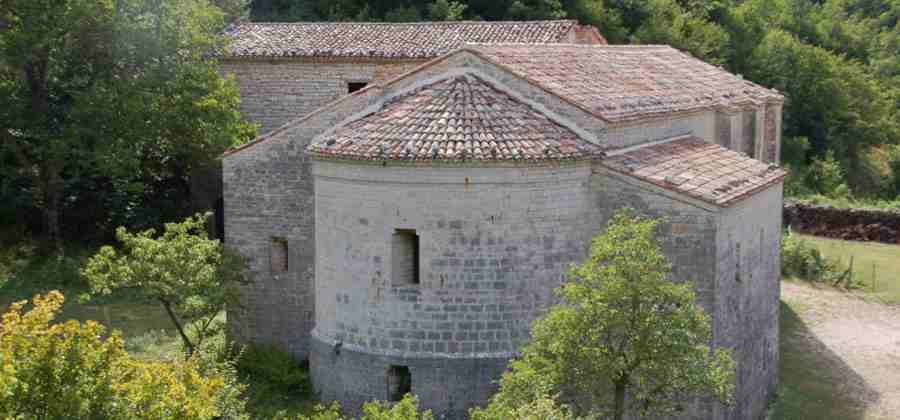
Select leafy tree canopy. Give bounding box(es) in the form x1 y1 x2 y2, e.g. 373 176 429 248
82 213 249 356
472 210 735 420
0 0 255 244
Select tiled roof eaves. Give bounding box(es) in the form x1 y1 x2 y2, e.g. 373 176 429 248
306 152 600 165
600 136 788 207
219 55 427 63
601 163 786 208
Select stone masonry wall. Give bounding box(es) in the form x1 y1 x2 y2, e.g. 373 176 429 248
715 184 782 420
606 112 716 149
310 339 508 419
591 168 726 419
220 59 423 134
222 80 387 358
590 169 719 314
310 161 595 418
713 104 781 164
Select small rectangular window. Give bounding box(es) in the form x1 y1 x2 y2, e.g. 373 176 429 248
271 237 288 273
387 365 411 402
392 229 419 286
347 82 368 94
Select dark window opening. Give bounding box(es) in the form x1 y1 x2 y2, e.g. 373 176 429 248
271 237 288 273
387 365 411 402
392 229 420 286
348 82 368 94
214 197 224 240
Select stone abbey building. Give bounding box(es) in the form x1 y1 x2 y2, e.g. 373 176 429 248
221 21 785 420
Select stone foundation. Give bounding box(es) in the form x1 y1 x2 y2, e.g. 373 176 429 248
310 335 508 419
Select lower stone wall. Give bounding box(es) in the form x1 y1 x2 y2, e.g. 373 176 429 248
309 336 508 420
783 202 900 244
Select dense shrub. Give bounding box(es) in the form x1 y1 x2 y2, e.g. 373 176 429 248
0 291 247 419
238 344 311 395
470 396 575 420
782 230 843 282
292 394 433 420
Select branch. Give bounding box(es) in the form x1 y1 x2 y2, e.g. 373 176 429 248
193 312 218 347
160 298 195 357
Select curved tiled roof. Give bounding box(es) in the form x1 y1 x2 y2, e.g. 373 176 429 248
602 136 786 206
467 44 784 122
306 73 601 162
221 20 594 59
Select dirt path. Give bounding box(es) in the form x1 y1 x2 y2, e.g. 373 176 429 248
781 281 900 419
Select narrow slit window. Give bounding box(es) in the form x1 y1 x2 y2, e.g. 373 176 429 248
271 237 288 273
387 365 411 402
347 82 368 94
392 229 420 286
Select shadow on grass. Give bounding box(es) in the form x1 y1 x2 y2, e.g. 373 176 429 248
773 301 878 420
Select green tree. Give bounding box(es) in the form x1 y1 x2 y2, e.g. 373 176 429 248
429 0 468 20
631 0 730 64
477 210 735 420
0 291 247 419
746 29 897 191
0 0 254 247
82 213 248 356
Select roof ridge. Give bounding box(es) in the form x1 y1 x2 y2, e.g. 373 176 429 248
236 20 577 26
465 43 674 48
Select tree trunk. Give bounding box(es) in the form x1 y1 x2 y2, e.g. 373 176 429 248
614 379 626 420
41 170 64 255
161 299 195 357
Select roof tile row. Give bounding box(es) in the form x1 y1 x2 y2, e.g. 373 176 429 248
602 136 786 206
222 20 588 59
307 74 602 161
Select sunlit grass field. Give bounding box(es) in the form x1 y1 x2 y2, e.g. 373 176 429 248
800 234 900 304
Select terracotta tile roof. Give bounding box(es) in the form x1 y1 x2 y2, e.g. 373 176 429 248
601 136 786 206
466 44 784 122
306 73 602 162
222 20 592 59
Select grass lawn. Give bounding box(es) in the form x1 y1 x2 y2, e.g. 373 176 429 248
799 234 900 304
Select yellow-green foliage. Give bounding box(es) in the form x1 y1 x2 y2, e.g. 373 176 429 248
0 291 245 419
470 396 576 420
292 394 432 420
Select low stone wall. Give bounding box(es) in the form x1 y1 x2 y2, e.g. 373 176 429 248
783 202 900 244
